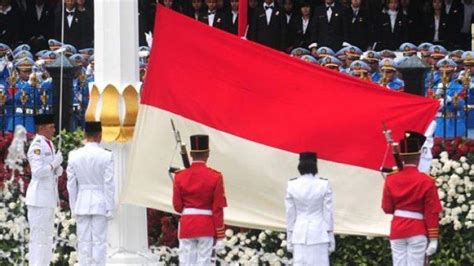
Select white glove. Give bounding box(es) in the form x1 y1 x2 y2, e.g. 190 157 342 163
106 210 114 220
50 152 63 169
286 232 293 252
54 166 63 177
214 240 225 252
328 232 336 253
426 239 438 256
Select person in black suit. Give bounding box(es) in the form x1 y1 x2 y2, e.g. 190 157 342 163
23 0 55 52
346 0 373 50
288 1 313 51
186 0 205 20
282 0 298 50
0 0 22 48
309 0 349 52
375 0 407 50
198 0 225 29
423 0 450 47
54 0 87 49
248 0 287 50
400 0 422 44
76 0 93 48
444 0 464 49
224 0 239 34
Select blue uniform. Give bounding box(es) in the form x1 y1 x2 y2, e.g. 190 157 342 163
36 77 53 114
435 80 466 138
372 72 381 83
70 72 89 131
7 80 36 132
386 77 405 91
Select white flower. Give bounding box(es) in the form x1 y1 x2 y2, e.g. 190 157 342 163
455 167 464 174
264 230 272 235
458 186 465 193
278 233 286 240
8 202 16 209
440 151 448 158
442 165 451 173
448 189 457 197
462 163 470 170
466 221 473 228
460 156 467 163
225 256 232 262
238 233 246 241
0 234 3 240
225 229 234 238
258 232 266 241
51 253 59 263
251 236 256 241
457 195 466 204
462 204 469 212
454 220 463 230
281 240 287 247
4 191 12 200
245 239 251 244
277 249 285 257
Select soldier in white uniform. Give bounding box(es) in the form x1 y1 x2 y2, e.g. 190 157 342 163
285 152 335 266
26 114 64 266
67 121 115 266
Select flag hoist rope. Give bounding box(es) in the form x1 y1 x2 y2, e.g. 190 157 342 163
51 0 66 254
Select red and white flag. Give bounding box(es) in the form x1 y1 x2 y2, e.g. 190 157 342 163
121 6 439 236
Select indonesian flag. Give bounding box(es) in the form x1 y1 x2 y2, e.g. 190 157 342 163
121 6 439 236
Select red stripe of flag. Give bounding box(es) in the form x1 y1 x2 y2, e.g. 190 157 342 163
142 6 439 170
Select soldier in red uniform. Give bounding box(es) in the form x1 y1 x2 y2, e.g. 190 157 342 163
172 134 227 266
382 131 443 266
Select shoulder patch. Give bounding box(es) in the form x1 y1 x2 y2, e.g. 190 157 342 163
289 177 298 181
33 149 41 155
319 176 327 180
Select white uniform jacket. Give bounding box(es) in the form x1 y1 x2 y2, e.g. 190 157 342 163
25 134 59 208
67 142 115 216
285 174 334 245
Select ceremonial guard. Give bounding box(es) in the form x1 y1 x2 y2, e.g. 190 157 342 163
379 58 405 91
459 51 474 128
361 50 381 82
7 57 36 132
382 131 442 266
319 55 342 71
286 152 335 266
67 121 115 265
69 53 88 130
172 135 227 265
434 58 465 137
26 114 63 266
349 60 371 80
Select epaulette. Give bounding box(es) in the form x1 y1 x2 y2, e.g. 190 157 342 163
289 177 298 181
208 167 222 175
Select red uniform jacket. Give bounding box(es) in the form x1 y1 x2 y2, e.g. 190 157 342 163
172 162 227 239
382 165 442 240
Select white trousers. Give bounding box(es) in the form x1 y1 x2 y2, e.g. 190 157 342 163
27 206 54 266
293 243 329 266
76 215 108 266
390 235 427 266
178 237 214 266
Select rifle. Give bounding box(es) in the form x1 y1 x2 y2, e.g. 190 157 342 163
441 70 449 139
381 122 404 174
169 119 190 175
